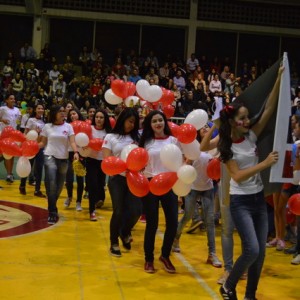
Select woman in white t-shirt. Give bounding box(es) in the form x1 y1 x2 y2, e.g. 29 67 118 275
19 104 46 197
0 93 21 183
86 109 112 221
39 105 79 225
139 110 179 274
172 123 222 268
218 66 283 300
102 107 141 257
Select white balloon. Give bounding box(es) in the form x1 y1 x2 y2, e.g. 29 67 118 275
136 79 150 100
124 95 140 107
184 109 208 130
26 130 38 141
104 89 123 105
147 85 163 102
75 133 89 147
177 165 197 184
3 153 13 160
172 179 192 196
78 147 91 157
16 156 31 178
180 140 201 160
160 144 183 172
120 144 138 162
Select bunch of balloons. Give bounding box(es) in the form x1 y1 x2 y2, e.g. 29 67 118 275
0 126 40 178
288 193 300 215
101 145 149 197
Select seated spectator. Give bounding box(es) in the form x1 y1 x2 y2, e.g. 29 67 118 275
209 74 222 96
11 73 24 101
173 70 186 91
145 67 159 85
20 42 37 62
128 68 141 84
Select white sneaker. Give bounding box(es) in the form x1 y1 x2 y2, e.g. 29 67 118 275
291 254 300 265
217 270 230 285
207 253 222 268
64 197 72 208
172 239 181 253
76 202 82 211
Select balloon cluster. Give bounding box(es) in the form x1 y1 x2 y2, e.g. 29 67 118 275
101 145 150 197
71 120 105 157
288 193 300 216
0 126 39 178
104 79 175 118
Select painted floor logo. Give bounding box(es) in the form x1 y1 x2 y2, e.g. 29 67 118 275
0 200 52 238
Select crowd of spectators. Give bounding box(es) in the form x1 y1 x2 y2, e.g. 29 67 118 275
1 42 299 119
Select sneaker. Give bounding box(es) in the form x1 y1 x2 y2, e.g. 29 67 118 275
291 254 300 265
139 214 146 223
144 261 155 273
284 245 297 255
90 211 97 221
186 220 202 234
217 271 230 285
76 202 82 211
19 186 26 195
64 197 72 208
6 174 14 184
29 181 36 186
266 238 278 247
159 256 176 273
120 235 132 250
276 239 285 251
47 215 58 225
83 191 89 199
207 253 222 268
110 244 122 257
172 238 181 253
96 200 104 208
219 285 237 300
34 191 46 198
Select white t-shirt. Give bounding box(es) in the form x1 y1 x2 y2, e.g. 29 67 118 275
229 130 263 195
191 151 214 191
41 122 74 159
88 126 107 161
25 117 45 131
143 136 179 178
0 106 21 131
103 133 135 158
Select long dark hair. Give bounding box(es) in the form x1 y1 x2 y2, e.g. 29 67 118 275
29 103 46 122
92 109 112 133
66 108 84 123
48 105 63 124
218 102 244 163
139 110 172 148
111 107 140 142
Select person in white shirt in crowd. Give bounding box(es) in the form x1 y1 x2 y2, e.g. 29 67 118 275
0 93 22 183
186 53 199 74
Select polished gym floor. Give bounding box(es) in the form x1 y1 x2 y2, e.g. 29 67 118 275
0 179 299 300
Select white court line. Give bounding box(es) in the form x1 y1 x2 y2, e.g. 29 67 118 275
157 229 220 300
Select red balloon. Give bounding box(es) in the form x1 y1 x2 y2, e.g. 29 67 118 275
177 123 197 144
109 117 116 128
168 121 180 138
288 193 300 215
22 140 39 157
101 156 127 176
10 130 26 143
126 147 149 171
207 158 221 181
111 79 127 99
0 138 22 156
80 122 92 138
126 171 149 197
125 81 136 97
159 88 175 106
286 207 296 224
163 105 175 119
0 126 15 139
71 120 84 135
88 138 103 151
149 172 178 196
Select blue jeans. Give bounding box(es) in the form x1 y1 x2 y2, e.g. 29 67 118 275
176 189 216 253
44 155 68 216
143 189 178 262
225 190 268 299
108 175 141 245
